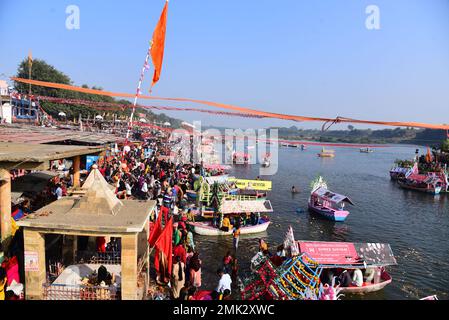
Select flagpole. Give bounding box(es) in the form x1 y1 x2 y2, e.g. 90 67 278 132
126 46 152 141
28 50 32 119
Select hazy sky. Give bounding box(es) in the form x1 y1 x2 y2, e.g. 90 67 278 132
1 0 449 129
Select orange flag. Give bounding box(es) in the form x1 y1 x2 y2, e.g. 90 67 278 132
154 217 173 276
150 1 168 90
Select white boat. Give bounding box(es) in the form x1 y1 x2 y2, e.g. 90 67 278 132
188 218 270 236
261 160 270 167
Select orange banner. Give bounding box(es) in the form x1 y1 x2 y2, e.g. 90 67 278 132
11 77 449 130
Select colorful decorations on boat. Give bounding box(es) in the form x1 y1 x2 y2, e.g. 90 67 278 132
308 176 353 222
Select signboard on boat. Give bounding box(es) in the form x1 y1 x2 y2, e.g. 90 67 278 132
228 178 272 191
298 241 397 267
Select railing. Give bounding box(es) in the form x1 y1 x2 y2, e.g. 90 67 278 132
43 283 120 300
75 250 121 265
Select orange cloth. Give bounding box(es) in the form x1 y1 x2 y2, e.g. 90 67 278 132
150 1 168 88
11 77 449 130
154 217 173 276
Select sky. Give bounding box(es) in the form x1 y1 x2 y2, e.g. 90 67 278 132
1 0 449 130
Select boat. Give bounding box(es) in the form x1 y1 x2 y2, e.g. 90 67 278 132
261 159 270 167
318 148 335 158
390 161 416 180
339 272 392 293
360 147 374 153
232 151 250 164
420 295 438 300
397 174 443 195
188 199 273 236
308 176 353 222
187 217 270 236
297 240 397 295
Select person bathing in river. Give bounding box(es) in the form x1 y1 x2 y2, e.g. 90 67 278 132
292 186 299 193
223 251 233 274
233 225 241 251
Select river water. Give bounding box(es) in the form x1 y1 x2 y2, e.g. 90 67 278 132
193 144 449 300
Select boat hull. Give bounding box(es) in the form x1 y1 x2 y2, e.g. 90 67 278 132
308 203 349 222
339 272 392 294
188 220 270 236
397 180 441 195
318 153 335 158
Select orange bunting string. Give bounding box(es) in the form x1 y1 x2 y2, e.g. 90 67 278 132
11 77 449 130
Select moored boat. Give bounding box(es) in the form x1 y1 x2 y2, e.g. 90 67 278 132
318 148 335 157
297 240 397 295
308 176 353 222
360 147 374 153
397 174 443 195
188 218 270 236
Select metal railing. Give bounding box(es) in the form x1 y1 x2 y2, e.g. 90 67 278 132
75 250 121 265
43 283 120 300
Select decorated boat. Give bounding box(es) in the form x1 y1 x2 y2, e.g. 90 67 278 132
390 161 416 180
318 148 335 158
397 173 443 195
188 217 270 236
188 199 273 236
297 241 397 294
308 176 353 222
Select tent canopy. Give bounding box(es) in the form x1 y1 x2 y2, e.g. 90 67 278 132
312 187 354 205
298 241 397 267
220 199 273 214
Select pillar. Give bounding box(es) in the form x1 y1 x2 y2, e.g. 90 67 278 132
0 168 11 241
62 235 77 265
23 229 46 300
121 233 138 300
73 155 80 188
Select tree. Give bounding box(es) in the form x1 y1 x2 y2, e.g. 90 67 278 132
13 56 182 126
441 139 449 153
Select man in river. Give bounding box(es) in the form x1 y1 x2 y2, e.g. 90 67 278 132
233 225 241 251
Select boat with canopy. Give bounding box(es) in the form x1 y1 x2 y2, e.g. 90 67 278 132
297 241 397 294
187 199 273 236
308 176 353 222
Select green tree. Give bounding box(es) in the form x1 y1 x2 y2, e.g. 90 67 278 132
14 57 182 126
441 139 449 153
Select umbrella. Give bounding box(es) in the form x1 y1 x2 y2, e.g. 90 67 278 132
163 122 171 126
95 115 103 120
58 112 66 117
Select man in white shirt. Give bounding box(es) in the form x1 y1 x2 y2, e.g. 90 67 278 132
216 268 232 294
352 268 363 287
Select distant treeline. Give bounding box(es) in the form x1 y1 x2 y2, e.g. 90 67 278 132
274 126 447 146
202 125 448 147
14 58 182 127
